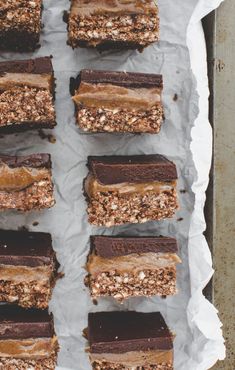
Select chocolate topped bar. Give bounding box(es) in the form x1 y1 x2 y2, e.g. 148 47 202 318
0 229 53 266
0 0 43 51
86 236 181 301
71 70 164 133
88 155 177 185
0 305 58 369
90 235 178 258
0 305 54 339
84 155 178 226
0 230 60 309
0 57 56 133
68 0 159 51
0 153 55 211
87 311 174 369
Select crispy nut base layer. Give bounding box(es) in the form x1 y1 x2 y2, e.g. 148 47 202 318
0 351 57 370
0 86 55 127
87 266 177 301
0 280 52 309
87 189 178 227
0 0 41 34
68 13 159 49
0 179 55 212
77 105 164 133
92 361 173 370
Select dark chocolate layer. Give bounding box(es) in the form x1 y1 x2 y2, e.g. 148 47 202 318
0 31 40 52
0 305 54 339
0 154 51 169
0 57 53 76
90 236 178 258
88 155 177 185
88 311 173 354
0 230 54 267
71 69 163 95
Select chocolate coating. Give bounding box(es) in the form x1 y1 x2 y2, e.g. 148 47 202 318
0 230 54 267
88 311 173 354
0 57 53 76
0 154 51 169
90 236 178 258
88 155 177 185
71 69 162 95
0 305 54 339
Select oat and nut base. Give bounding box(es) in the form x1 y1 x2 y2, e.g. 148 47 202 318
0 179 55 211
88 266 177 301
0 352 57 370
0 280 52 309
92 361 173 370
77 105 163 133
87 190 178 227
68 14 159 49
0 86 55 127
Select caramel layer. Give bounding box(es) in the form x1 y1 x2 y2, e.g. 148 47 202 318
0 265 52 284
90 349 173 367
87 252 181 275
0 336 57 359
85 174 176 197
0 164 50 192
71 0 158 17
0 73 52 91
74 82 161 110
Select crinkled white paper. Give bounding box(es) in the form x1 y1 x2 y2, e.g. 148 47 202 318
0 0 226 369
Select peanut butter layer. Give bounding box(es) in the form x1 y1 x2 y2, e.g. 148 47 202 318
0 336 57 359
0 265 52 284
0 73 52 92
71 0 158 17
73 82 161 110
87 252 181 276
85 174 176 197
90 349 173 367
0 164 51 192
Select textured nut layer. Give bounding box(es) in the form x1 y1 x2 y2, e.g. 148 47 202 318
0 86 55 127
87 189 178 227
0 179 55 212
87 266 177 301
0 0 41 33
92 361 173 370
0 351 57 370
77 105 163 133
0 280 52 309
68 14 159 48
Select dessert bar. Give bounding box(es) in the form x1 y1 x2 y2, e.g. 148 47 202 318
71 69 164 133
0 305 59 370
0 229 60 309
0 0 42 51
0 153 55 211
87 311 174 370
67 0 159 51
86 235 181 301
0 57 56 133
84 155 179 226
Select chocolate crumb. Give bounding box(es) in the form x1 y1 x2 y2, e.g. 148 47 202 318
38 129 56 143
92 299 98 306
173 93 178 101
180 189 187 193
177 218 184 222
18 226 29 232
32 221 39 227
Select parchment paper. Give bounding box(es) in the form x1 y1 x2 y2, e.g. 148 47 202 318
0 1 226 369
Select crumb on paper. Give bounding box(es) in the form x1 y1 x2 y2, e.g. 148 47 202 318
32 221 39 226
38 129 56 143
173 93 178 101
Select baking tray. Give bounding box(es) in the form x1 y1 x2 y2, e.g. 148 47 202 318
203 1 235 368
